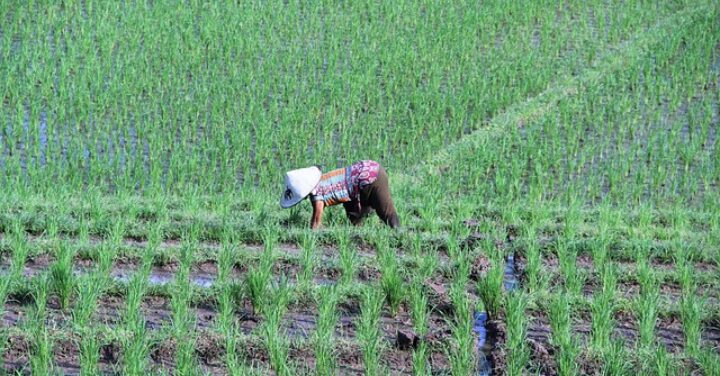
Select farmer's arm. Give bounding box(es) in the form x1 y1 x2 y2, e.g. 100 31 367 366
311 200 325 229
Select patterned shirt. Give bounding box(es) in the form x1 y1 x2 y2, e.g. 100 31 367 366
310 160 380 206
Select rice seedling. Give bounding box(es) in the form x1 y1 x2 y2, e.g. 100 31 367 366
123 324 150 376
246 247 274 316
680 288 704 356
592 265 617 351
378 241 405 315
505 292 530 375
556 238 585 296
337 230 357 286
550 294 579 376
73 272 103 328
263 279 292 376
357 287 385 376
313 285 339 376
477 254 504 319
447 286 476 376
175 334 198 376
79 329 101 376
635 259 659 350
50 242 76 310
29 326 53 376
299 231 317 287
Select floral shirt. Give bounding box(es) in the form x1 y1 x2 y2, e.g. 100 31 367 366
310 160 380 206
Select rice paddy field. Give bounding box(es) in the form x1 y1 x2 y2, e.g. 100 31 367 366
1 0 719 375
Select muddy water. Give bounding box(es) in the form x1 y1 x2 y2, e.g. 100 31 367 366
473 311 492 376
473 252 520 375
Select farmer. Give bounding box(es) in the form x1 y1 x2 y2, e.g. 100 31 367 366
280 160 400 229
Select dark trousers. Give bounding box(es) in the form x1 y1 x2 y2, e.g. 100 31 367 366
343 167 400 228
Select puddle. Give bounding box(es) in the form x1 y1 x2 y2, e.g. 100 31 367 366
503 253 519 291
473 311 493 376
112 271 216 288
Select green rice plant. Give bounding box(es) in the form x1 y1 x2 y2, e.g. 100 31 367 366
73 272 103 327
522 226 545 293
447 288 475 376
505 292 530 376
51 242 77 310
107 218 127 248
549 294 572 347
412 339 429 376
218 281 240 333
550 294 579 376
79 329 100 376
600 338 633 376
313 286 339 376
299 231 317 287
357 287 385 376
224 325 240 373
97 242 116 275
264 280 292 376
378 244 404 315
635 267 659 350
477 255 504 319
697 349 720 376
409 284 429 337
9 231 29 278
680 290 704 356
556 239 585 296
123 324 150 376
218 240 237 286
30 327 53 376
651 345 672 376
125 270 148 331
32 275 49 326
246 249 274 316
175 335 198 375
170 277 194 338
592 265 617 351
337 230 357 286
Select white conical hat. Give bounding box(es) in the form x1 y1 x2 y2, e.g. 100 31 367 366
280 166 322 208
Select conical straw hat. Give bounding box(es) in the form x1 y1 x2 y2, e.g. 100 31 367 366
280 166 322 208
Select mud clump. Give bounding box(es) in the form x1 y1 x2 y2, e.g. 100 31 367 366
396 329 419 350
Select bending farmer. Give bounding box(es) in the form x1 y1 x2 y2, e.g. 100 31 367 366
280 160 400 229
